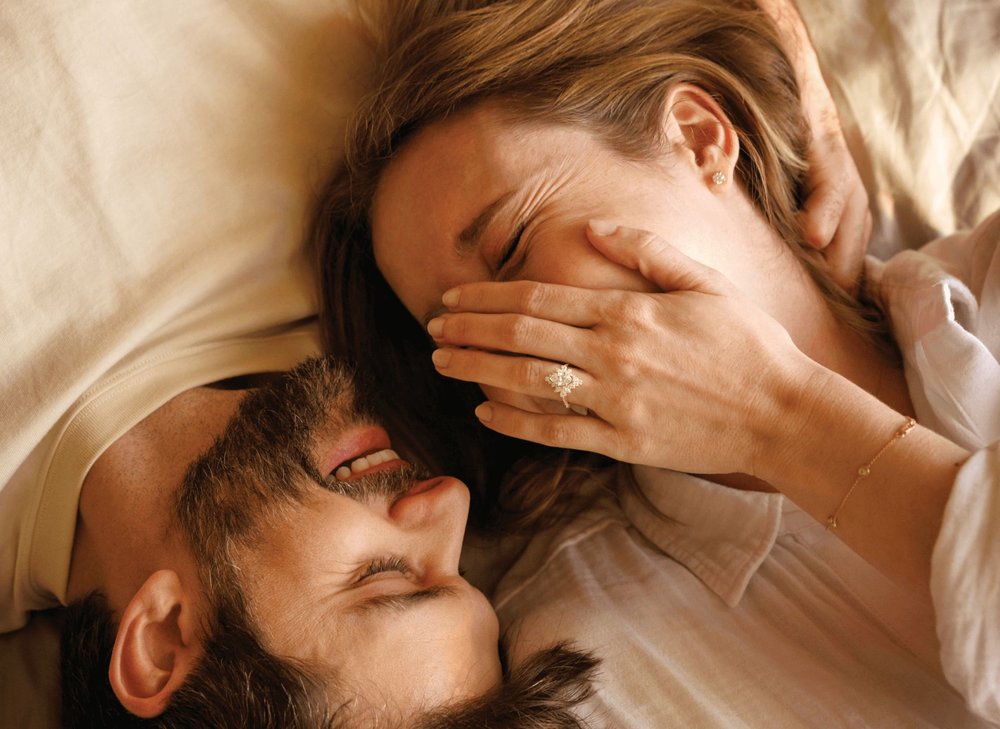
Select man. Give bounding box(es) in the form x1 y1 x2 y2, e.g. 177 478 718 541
56 355 596 726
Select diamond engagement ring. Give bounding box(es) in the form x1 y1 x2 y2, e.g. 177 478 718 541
544 364 583 409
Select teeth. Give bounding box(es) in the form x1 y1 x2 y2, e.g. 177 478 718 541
367 450 393 466
334 448 400 481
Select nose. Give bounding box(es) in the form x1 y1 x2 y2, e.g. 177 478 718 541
389 476 470 579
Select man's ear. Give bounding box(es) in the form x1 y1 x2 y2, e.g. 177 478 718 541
661 82 739 189
109 570 203 718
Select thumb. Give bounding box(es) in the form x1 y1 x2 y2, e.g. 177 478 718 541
586 220 731 294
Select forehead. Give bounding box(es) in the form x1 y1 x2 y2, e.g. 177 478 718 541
370 106 604 321
373 107 506 237
371 105 592 241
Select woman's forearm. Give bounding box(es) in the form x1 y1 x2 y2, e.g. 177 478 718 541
754 363 970 600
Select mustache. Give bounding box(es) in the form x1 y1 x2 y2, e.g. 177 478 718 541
177 356 373 564
321 461 432 503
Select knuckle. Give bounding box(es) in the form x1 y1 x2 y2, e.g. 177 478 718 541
616 391 645 423
610 428 645 463
610 295 657 332
517 281 548 315
615 354 643 384
445 315 468 340
604 292 644 323
506 315 533 348
633 229 661 255
540 418 572 446
516 358 543 387
621 432 646 459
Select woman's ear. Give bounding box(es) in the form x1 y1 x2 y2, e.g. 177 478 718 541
661 82 739 190
108 570 203 718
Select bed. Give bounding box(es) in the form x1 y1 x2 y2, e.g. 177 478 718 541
1 0 997 726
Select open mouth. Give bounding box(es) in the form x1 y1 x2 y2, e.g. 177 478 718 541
321 426 406 483
331 447 402 481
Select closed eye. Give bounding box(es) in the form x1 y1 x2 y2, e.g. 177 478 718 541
496 221 527 274
358 556 411 583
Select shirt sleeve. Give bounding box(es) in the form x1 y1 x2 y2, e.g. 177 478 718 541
922 210 1000 722
931 443 1000 723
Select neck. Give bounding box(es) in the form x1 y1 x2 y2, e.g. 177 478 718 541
789 279 912 419
66 465 179 608
708 227 913 494
748 223 910 415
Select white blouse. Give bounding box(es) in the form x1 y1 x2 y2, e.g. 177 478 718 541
493 210 1000 727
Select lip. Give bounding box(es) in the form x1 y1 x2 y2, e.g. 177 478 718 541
320 425 392 475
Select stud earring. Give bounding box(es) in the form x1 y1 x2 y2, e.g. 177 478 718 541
712 171 727 186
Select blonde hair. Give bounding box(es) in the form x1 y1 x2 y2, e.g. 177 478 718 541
312 0 890 530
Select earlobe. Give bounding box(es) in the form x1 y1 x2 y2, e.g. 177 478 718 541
662 83 739 190
109 570 202 718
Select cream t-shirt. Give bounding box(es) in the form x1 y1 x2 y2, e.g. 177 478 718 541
0 0 370 632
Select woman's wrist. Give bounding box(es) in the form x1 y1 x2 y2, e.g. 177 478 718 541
748 360 969 593
745 355 844 483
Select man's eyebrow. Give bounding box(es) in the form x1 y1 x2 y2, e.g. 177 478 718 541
456 189 518 255
349 584 459 615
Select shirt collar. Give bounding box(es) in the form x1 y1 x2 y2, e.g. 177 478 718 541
619 466 784 607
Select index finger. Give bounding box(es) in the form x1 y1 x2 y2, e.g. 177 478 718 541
442 279 604 327
822 183 872 293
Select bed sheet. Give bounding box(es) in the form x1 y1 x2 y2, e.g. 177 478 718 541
1 1 998 726
797 0 1000 256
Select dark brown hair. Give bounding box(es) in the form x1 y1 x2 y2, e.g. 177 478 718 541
60 593 598 728
60 591 342 729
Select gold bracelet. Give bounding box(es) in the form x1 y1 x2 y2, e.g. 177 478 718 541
826 417 917 531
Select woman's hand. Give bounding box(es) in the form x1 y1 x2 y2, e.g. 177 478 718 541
432 223 969 595
427 223 820 476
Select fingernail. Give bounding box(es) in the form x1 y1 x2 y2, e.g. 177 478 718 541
475 403 493 422
427 317 444 338
442 288 460 307
431 349 451 368
588 219 618 236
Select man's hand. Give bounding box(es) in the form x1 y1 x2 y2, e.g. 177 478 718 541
757 0 872 291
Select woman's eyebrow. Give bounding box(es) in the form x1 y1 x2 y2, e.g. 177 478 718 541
457 188 518 255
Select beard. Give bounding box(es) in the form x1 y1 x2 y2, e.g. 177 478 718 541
171 355 427 605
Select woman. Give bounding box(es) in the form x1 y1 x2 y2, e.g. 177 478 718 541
313 0 1000 725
